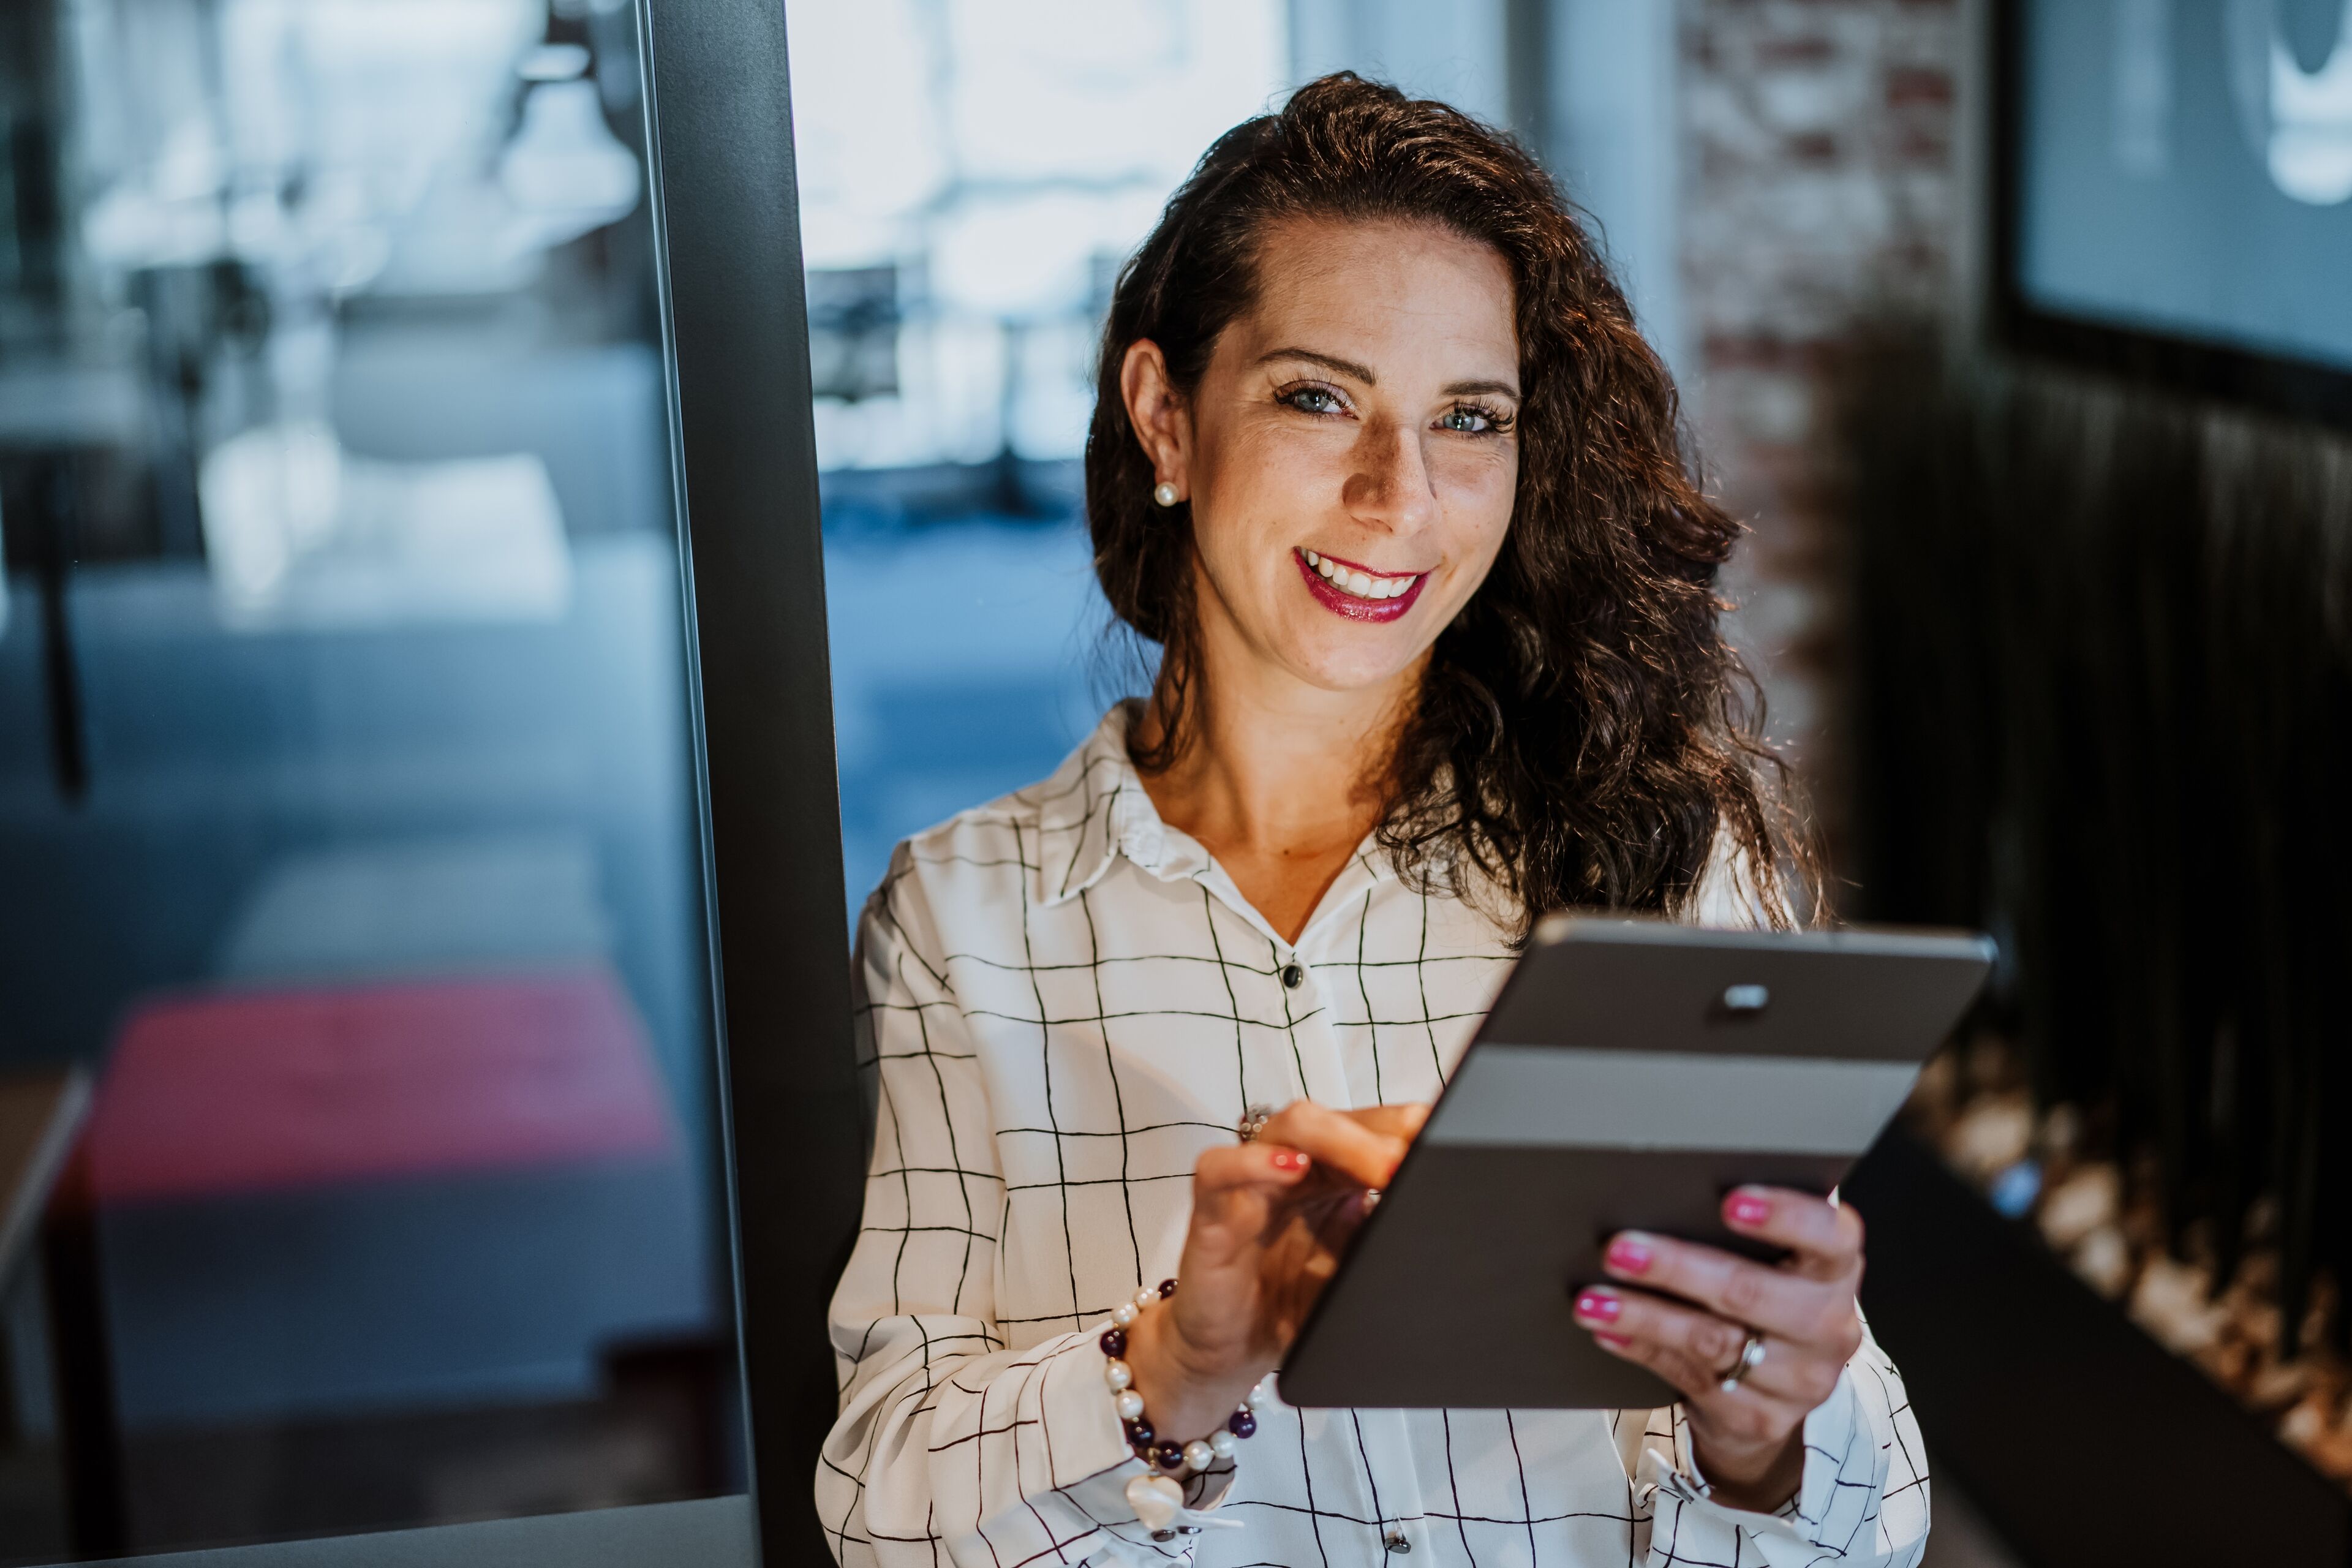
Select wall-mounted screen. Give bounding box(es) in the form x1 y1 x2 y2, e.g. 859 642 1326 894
2005 0 2352 406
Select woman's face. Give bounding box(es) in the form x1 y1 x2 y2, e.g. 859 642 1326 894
1124 216 1521 699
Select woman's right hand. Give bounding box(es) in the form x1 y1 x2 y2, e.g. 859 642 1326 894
1120 1100 1427 1445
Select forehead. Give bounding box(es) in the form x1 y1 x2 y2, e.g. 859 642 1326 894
1229 215 1519 377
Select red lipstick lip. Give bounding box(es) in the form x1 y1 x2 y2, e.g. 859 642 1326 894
1294 549 1427 623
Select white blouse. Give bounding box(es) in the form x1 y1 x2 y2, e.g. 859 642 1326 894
820 706 1929 1567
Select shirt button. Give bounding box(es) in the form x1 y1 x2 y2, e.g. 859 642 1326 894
1384 1529 1412 1553
1280 963 1304 989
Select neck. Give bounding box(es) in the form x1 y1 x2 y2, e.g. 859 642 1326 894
1133 585 1421 939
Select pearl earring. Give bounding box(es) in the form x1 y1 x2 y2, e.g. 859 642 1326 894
1152 481 1180 508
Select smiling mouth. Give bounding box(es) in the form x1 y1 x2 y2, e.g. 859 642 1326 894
1295 548 1428 622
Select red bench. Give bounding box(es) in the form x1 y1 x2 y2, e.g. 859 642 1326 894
83 968 677 1203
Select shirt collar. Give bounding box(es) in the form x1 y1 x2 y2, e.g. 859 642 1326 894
1030 704 1399 925
1030 703 1189 907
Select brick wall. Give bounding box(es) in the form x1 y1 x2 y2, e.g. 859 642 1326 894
1677 0 1969 870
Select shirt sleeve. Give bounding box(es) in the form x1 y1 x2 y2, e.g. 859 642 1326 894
1635 1312 1931 1568
1689 824 1787 932
816 849 1231 1567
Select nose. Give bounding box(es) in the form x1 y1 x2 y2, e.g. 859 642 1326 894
1340 414 1438 537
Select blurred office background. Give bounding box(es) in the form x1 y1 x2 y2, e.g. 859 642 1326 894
0 0 741 1559
793 4 2352 1568
788 0 1955 910
791 0 1703 911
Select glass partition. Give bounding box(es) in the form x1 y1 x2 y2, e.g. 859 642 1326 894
0 0 742 1557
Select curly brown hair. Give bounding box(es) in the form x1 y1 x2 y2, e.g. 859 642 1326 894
1085 73 1804 936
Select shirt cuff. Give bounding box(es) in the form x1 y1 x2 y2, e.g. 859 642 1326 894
1646 1370 1871 1568
1039 1322 1242 1554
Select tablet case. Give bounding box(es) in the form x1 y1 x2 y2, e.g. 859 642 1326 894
1277 917 1994 1410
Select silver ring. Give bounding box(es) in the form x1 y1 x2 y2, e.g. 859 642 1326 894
1237 1105 1273 1144
1718 1332 1766 1393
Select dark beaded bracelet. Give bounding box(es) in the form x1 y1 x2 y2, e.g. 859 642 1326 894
1100 1276 1272 1481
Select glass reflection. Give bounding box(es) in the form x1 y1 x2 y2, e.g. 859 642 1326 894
0 1 736 1559
787 0 1291 907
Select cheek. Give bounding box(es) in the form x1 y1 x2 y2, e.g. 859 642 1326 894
1435 447 1519 570
1194 421 1344 568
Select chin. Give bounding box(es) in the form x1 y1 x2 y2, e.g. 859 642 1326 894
1283 636 1422 696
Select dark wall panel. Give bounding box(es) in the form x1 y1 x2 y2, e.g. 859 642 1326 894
639 1 864 1560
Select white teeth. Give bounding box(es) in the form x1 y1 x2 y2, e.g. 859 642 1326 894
1308 553 1419 600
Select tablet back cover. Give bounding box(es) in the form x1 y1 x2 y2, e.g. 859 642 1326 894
1278 919 1992 1409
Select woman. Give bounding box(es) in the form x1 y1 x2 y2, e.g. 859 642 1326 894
821 75 1925 1567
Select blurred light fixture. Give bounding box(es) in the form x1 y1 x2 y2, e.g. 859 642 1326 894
200 422 571 630
499 79 643 258
520 42 592 81
2228 0 2352 205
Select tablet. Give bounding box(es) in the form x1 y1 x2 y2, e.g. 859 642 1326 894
1276 915 1995 1410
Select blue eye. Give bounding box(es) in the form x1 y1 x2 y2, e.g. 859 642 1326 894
1440 405 1492 433
1283 386 1344 415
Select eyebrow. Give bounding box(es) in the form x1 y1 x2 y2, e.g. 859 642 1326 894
1257 347 1520 402
1259 347 1378 383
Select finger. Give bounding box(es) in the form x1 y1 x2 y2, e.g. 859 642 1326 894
1186 1147 1316 1272
1194 1142 1313 1199
1183 1182 1272 1274
1261 1203 1352 1333
1573 1288 1849 1411
1259 1101 1410 1189
1578 1305 1807 1437
1600 1231 1851 1344
1192 1146 1313 1240
1721 1186 1865 1280
1575 1286 1747 1386
1261 1102 1402 1183
1604 1338 1803 1448
1345 1103 1432 1144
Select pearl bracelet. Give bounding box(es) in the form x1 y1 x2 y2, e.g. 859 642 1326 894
1099 1278 1268 1480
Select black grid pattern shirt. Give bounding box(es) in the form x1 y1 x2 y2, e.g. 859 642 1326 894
821 707 1929 1567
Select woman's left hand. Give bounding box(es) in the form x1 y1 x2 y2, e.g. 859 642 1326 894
1570 1185 1866 1513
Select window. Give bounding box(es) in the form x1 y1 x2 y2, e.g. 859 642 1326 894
0 1 745 1555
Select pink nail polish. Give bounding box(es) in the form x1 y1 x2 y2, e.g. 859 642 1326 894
1725 1193 1773 1227
1594 1330 1631 1349
1605 1235 1654 1275
1574 1291 1621 1324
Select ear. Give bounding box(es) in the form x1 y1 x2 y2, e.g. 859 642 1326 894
1120 338 1193 500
